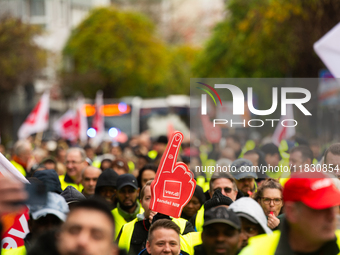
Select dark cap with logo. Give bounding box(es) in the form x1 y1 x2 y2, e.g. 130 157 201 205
203 207 241 230
116 174 138 190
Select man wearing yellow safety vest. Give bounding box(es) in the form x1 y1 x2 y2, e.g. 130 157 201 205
112 174 144 239
240 172 340 255
59 148 87 191
117 181 195 255
10 140 33 177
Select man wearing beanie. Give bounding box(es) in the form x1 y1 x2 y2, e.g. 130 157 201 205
240 172 340 254
95 168 119 208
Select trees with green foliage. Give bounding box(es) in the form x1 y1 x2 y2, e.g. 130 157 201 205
0 16 45 142
0 16 44 92
62 7 199 98
193 0 340 78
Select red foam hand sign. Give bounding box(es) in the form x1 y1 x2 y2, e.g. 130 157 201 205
150 131 196 218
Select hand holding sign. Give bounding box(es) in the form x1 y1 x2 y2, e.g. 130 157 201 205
150 131 196 218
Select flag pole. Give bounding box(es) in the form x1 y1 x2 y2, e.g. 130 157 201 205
34 132 43 148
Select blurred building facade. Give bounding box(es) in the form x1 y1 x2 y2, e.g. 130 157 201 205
0 0 111 140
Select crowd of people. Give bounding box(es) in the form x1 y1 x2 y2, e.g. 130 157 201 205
1 133 340 255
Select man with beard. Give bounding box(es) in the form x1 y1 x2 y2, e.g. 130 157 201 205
112 174 144 239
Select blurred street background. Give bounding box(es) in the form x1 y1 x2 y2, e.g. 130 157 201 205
0 0 340 148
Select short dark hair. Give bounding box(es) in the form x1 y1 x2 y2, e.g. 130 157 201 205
210 172 238 192
137 164 158 188
69 198 115 231
324 143 340 164
148 219 180 244
289 145 313 163
260 143 281 158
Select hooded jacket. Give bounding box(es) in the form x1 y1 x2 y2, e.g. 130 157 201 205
33 169 62 194
95 168 119 194
61 186 86 204
229 197 272 234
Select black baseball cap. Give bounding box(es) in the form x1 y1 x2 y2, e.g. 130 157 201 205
203 207 241 230
116 174 138 190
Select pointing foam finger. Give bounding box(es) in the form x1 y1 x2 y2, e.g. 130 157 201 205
158 132 183 174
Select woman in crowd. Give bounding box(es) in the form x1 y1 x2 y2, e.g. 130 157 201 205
136 164 157 189
254 178 283 230
181 185 205 221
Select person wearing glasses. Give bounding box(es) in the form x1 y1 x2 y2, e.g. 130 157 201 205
209 171 238 201
254 178 283 230
59 148 87 191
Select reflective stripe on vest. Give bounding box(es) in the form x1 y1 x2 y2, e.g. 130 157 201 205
239 230 340 255
195 206 205 232
112 207 144 240
117 218 138 252
180 231 202 255
1 246 26 255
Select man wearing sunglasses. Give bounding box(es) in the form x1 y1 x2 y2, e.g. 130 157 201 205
209 172 238 201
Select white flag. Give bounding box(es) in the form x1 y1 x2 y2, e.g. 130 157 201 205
314 22 340 78
53 109 77 141
18 91 50 139
0 153 29 183
272 104 296 146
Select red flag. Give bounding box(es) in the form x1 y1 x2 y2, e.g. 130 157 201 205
272 104 296 146
17 91 49 139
